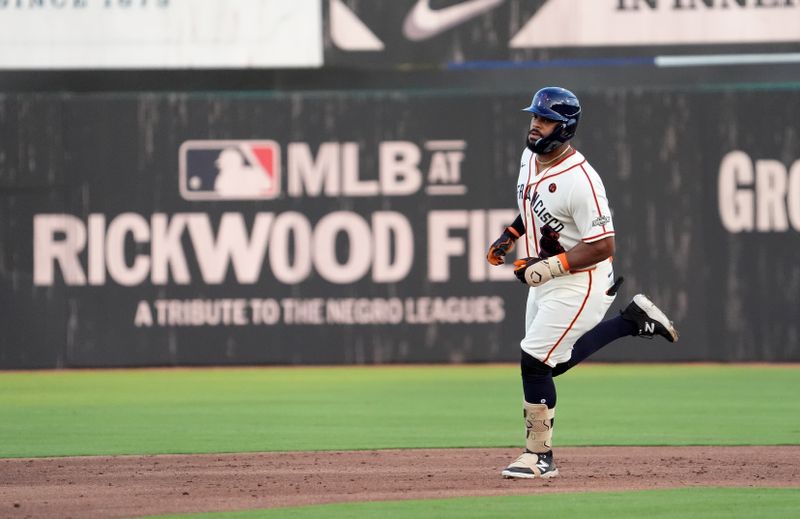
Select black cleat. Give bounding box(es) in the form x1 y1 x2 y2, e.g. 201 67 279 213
501 450 559 479
621 294 679 342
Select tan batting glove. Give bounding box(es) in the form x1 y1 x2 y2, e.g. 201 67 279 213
513 253 570 287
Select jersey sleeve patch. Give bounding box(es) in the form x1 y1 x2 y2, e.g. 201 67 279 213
591 215 612 228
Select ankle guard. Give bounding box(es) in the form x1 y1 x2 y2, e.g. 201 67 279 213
524 402 555 453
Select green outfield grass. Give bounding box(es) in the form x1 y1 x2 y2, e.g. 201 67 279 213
1 364 798 458
151 488 800 519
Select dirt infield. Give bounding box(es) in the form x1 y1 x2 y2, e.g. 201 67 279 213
2 446 798 518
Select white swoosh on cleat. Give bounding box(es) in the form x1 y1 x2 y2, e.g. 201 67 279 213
403 0 506 41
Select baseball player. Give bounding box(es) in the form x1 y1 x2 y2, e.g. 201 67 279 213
486 87 679 479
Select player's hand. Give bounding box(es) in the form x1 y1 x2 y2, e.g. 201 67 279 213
538 225 565 259
514 253 570 287
487 228 519 266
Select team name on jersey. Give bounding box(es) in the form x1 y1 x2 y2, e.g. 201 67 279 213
523 188 564 233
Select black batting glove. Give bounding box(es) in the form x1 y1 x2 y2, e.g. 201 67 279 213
538 224 565 259
487 227 520 266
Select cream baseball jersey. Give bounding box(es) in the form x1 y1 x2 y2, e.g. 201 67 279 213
516 147 614 262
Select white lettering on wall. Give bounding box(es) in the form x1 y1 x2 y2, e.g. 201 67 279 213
288 141 428 197
718 150 800 233
33 214 87 285
379 141 423 195
33 210 428 286
427 209 517 282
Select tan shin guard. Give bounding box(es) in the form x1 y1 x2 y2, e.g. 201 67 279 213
523 402 555 453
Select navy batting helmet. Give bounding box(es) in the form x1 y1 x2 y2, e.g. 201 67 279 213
522 87 581 154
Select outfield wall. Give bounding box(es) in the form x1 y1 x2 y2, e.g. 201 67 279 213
1 88 799 368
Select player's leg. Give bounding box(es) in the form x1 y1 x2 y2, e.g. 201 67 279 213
552 314 635 376
502 273 606 479
501 351 559 479
552 293 679 377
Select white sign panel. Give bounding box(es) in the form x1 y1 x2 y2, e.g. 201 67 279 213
0 0 322 69
511 0 800 48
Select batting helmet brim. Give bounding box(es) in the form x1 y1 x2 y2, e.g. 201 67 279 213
521 104 570 123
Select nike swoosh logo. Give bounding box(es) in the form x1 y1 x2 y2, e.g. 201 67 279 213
403 0 506 41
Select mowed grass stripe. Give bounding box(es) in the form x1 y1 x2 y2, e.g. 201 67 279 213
150 487 800 519
0 365 798 458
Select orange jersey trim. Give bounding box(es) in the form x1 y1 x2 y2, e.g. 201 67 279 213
543 270 593 364
582 230 616 242
579 163 608 234
530 160 587 188
522 158 535 258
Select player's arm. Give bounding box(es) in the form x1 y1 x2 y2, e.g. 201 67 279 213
487 215 526 265
564 236 614 271
514 237 614 287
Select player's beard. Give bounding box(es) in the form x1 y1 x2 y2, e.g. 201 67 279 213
525 133 539 153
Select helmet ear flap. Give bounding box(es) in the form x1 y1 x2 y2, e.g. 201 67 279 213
562 118 578 140
554 121 568 141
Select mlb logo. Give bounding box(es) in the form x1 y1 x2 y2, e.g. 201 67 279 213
179 140 281 200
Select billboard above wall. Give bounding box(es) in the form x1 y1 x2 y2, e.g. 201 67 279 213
326 0 800 67
510 0 800 48
0 0 323 69
2 1 797 70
